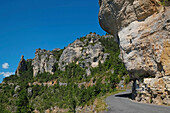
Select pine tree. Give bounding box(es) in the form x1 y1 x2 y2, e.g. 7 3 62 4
16 89 31 113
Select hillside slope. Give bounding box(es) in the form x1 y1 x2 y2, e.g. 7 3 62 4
0 33 128 113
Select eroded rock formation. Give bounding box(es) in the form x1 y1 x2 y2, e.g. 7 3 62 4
99 0 170 105
32 49 57 76
32 33 114 77
15 55 27 76
59 33 110 75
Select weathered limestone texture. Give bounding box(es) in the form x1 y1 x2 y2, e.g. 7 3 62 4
99 0 170 105
58 33 110 75
32 33 114 77
32 49 57 76
15 55 27 76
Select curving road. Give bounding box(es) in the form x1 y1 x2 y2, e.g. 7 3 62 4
103 90 170 113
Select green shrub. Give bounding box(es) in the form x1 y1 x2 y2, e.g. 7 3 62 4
160 0 169 6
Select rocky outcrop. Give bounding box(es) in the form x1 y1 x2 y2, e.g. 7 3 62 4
58 33 110 75
31 33 114 77
99 0 170 78
14 85 20 92
32 49 57 76
99 0 160 37
27 87 33 97
15 55 27 76
98 0 170 105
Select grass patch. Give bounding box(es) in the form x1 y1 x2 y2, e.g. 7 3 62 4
94 89 126 112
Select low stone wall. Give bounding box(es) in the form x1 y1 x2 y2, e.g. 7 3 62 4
136 77 170 105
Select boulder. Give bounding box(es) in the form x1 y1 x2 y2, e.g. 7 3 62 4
14 85 20 92
27 87 33 97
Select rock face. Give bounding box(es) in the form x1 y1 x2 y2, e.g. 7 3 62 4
98 0 170 105
15 55 27 76
32 49 57 76
32 33 113 76
58 33 109 75
99 0 160 37
27 87 33 97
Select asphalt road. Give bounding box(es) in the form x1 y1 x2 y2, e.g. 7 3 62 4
103 90 170 113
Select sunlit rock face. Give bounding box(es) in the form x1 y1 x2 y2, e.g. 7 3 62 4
99 0 170 78
58 33 110 75
99 0 170 105
32 33 114 77
32 49 57 77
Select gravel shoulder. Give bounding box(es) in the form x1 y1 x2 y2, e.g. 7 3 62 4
103 90 170 113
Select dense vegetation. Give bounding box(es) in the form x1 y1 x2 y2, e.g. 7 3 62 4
160 0 169 6
0 35 129 113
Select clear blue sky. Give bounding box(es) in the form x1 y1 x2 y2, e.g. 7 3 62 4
0 0 106 83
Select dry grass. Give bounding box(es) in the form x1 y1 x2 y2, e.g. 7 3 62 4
94 89 126 112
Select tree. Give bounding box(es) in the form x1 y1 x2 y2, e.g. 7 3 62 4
0 105 10 113
99 61 102 72
16 89 31 113
69 98 76 113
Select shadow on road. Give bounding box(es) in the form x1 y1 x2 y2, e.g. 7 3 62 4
115 92 132 99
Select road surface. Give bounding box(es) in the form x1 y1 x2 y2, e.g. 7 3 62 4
103 90 170 113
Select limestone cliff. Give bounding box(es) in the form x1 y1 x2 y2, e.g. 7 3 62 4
31 33 114 77
32 49 57 76
59 33 110 75
98 0 170 105
15 55 27 76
